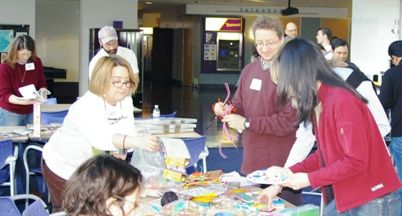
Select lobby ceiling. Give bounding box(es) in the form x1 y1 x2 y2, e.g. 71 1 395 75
138 0 352 11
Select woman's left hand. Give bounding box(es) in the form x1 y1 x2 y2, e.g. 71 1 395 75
280 172 310 190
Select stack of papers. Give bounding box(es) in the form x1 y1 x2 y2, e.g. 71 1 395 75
18 84 51 101
135 117 197 134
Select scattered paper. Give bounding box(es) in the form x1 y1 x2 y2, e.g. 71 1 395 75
221 171 257 187
18 84 39 99
160 137 190 159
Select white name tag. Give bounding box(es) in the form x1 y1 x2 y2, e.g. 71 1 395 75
25 62 35 71
250 78 262 91
371 183 384 192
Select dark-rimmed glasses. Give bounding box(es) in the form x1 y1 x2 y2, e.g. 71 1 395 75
255 39 280 49
112 80 133 88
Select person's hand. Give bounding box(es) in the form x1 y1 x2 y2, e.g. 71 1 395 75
281 172 310 190
38 88 51 99
257 184 282 211
222 114 246 131
139 135 161 152
266 166 293 181
212 101 225 116
111 152 127 160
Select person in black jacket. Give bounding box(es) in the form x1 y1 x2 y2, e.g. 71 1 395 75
379 40 402 214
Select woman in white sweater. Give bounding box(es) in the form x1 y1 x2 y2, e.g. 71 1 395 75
42 55 160 212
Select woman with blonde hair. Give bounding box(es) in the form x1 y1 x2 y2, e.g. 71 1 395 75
42 55 160 212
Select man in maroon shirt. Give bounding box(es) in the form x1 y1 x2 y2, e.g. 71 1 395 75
214 16 299 204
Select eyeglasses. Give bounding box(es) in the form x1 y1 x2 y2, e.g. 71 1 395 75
255 40 280 49
112 80 133 88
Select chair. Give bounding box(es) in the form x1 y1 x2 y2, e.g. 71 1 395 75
0 140 18 196
43 98 57 105
301 188 324 216
23 146 48 207
182 136 209 173
0 194 47 216
160 111 177 118
0 196 21 216
41 110 68 125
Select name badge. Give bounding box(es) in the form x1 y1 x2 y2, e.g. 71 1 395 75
25 63 35 71
250 78 262 91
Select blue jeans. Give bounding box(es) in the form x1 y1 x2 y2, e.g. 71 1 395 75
324 191 401 216
0 107 33 126
390 136 402 216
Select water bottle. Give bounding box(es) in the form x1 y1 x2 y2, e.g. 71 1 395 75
152 105 160 118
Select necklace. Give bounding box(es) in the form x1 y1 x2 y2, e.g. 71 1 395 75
17 65 27 83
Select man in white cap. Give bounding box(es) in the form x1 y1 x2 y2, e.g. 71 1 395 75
89 26 139 81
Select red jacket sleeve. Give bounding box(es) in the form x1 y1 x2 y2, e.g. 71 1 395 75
290 150 320 173
303 98 370 188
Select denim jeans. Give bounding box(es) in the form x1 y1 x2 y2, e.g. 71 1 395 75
324 191 401 216
390 136 402 216
0 107 33 126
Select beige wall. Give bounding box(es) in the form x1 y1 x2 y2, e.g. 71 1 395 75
36 0 80 82
321 18 350 42
0 0 36 36
80 0 138 94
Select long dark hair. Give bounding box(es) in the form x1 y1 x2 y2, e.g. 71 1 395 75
63 155 142 216
272 38 366 123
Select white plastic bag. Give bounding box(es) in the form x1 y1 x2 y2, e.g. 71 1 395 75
130 149 166 196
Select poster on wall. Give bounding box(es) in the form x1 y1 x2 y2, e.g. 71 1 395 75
204 32 217 61
15 32 28 37
0 24 30 54
201 17 244 74
0 30 14 52
204 44 217 60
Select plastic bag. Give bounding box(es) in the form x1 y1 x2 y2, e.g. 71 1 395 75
131 149 166 196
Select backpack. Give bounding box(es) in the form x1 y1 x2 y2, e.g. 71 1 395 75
345 63 377 93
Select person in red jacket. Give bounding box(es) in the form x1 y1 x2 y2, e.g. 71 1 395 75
258 38 401 215
0 35 48 126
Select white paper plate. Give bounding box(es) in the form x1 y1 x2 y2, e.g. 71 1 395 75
246 169 286 185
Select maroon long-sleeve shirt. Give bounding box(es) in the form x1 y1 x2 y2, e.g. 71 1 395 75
0 58 47 114
232 59 298 174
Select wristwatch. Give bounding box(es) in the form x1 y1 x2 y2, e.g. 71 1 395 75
244 119 250 129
